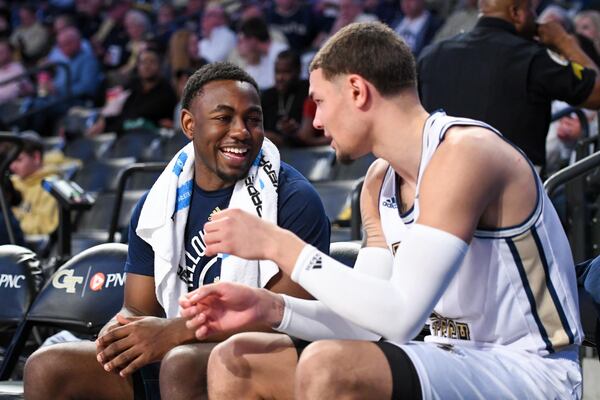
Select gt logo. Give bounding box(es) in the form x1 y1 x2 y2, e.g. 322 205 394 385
89 272 106 291
52 269 84 293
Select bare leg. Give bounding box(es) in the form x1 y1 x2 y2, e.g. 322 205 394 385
295 340 393 400
208 332 299 400
24 341 133 400
159 342 219 400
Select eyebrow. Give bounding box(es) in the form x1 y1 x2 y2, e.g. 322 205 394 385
210 104 263 114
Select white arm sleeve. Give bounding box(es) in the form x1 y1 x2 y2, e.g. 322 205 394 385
290 224 468 343
274 247 393 341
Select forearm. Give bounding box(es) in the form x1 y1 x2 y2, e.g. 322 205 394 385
289 225 467 343
276 295 381 341
554 34 599 73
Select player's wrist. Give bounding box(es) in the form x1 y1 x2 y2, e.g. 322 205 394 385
268 227 306 276
259 290 285 328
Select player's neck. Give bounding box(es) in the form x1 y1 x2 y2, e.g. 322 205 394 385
370 95 428 186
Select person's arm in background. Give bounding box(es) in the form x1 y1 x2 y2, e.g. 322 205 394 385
538 21 600 108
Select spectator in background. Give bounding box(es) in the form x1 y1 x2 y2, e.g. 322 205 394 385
155 3 179 52
48 14 94 67
262 50 328 146
0 6 12 38
115 9 152 83
47 27 102 105
74 0 104 40
167 29 207 82
234 17 288 90
92 1 132 84
10 5 50 65
266 0 323 53
0 39 27 105
9 132 59 236
418 0 600 173
88 47 177 136
393 0 442 57
433 0 478 43
576 10 600 55
199 2 236 63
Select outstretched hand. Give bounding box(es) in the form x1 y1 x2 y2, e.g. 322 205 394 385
179 282 284 340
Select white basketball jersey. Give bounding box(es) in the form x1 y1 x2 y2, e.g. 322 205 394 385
379 111 582 356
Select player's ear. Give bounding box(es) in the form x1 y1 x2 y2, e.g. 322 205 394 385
181 108 194 140
348 74 369 109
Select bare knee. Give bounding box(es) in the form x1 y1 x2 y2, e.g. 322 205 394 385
295 341 351 399
160 343 216 400
24 344 82 399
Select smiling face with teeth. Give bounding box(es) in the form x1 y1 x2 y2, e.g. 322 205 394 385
181 79 264 191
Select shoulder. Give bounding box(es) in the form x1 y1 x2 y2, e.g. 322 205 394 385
430 125 509 181
363 158 389 191
279 162 317 194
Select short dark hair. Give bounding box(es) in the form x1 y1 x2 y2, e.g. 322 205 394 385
239 17 270 42
310 22 416 96
20 131 44 156
181 62 259 110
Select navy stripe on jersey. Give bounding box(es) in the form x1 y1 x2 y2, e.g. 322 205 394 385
531 227 575 345
506 237 554 353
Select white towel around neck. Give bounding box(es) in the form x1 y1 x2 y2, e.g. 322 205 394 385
136 138 280 318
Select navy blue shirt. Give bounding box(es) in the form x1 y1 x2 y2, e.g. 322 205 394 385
125 162 330 290
0 211 24 246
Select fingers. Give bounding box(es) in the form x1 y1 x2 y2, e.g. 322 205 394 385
118 354 146 378
96 323 131 353
97 334 134 366
100 345 141 376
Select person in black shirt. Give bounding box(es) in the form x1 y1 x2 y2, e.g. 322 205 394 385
88 47 178 136
418 0 600 172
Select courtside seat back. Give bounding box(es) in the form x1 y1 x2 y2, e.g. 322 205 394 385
0 245 42 323
26 243 127 333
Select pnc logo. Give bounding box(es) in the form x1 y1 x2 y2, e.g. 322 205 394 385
89 272 106 291
52 269 84 293
0 274 25 289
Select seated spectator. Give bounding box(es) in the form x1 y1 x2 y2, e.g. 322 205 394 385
9 132 59 236
266 0 324 53
0 39 27 105
49 14 94 57
9 5 50 65
167 29 207 82
233 17 288 90
262 50 328 147
114 9 152 85
91 2 132 86
74 0 104 40
154 3 179 52
393 0 443 57
89 47 177 136
317 0 378 46
47 27 102 104
433 0 478 43
575 10 600 55
199 2 236 63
